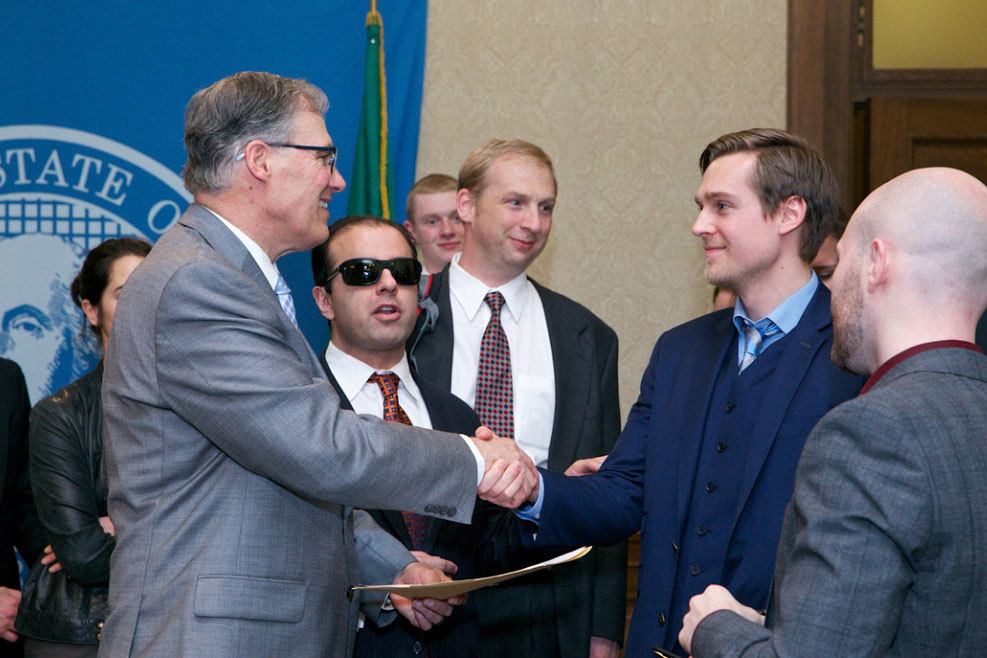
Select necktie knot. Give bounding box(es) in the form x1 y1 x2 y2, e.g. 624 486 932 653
368 371 401 397
484 291 506 318
740 318 781 371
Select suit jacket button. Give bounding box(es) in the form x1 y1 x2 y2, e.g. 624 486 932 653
690 563 702 576
705 481 717 493
715 442 727 453
657 612 666 627
413 640 424 654
697 524 709 536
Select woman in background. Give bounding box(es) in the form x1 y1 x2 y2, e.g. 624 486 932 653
15 238 151 658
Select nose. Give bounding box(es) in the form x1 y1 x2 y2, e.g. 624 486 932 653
376 267 398 292
329 167 346 193
692 209 712 237
439 217 455 236
519 205 541 233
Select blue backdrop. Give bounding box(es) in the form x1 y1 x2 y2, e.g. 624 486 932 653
0 0 427 403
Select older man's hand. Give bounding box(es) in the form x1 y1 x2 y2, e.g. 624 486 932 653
391 553 465 631
471 426 538 509
679 584 764 654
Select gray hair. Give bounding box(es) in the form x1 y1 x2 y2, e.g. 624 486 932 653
182 71 329 195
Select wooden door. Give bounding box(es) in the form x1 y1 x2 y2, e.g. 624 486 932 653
869 97 987 188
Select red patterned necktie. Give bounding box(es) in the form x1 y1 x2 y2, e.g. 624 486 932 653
474 291 514 439
367 372 428 550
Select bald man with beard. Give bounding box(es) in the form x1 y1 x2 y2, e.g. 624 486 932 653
679 167 987 658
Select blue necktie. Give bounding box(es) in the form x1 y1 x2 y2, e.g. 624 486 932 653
739 318 781 372
274 273 298 328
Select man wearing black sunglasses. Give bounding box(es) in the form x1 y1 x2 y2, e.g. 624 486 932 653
310 216 521 658
409 139 627 658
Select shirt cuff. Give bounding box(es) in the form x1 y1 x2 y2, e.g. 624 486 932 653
514 471 545 523
461 434 485 486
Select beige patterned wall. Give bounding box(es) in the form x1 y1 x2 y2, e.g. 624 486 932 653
417 1 787 420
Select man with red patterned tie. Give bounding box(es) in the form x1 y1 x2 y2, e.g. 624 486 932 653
408 139 627 658
310 215 518 658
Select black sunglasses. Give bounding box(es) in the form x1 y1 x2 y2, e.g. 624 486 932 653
325 258 422 287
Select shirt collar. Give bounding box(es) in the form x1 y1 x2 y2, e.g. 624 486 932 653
448 252 530 323
324 342 424 408
732 271 819 335
202 206 281 291
860 340 983 394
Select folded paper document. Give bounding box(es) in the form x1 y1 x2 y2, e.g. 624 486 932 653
351 546 592 598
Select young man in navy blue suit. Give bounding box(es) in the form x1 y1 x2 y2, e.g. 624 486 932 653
310 216 517 658
516 129 864 656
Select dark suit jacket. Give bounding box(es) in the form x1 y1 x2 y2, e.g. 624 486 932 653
693 346 987 657
524 284 863 656
409 268 628 658
0 358 45 658
319 353 519 658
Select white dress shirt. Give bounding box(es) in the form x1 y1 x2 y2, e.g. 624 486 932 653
324 342 433 429
448 253 556 468
203 206 282 290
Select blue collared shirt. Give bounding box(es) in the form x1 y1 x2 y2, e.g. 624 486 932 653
732 272 819 365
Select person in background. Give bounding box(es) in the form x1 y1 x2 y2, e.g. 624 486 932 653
808 210 847 286
310 216 519 658
404 174 464 276
410 139 627 658
14 238 150 658
0 357 45 658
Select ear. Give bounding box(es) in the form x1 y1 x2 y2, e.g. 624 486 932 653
457 188 476 228
241 140 273 182
80 299 101 332
311 285 335 322
866 238 890 293
775 195 807 236
403 218 419 242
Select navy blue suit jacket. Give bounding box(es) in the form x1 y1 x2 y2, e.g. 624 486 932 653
523 284 863 656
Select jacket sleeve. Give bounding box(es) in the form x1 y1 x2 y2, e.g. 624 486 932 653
590 329 629 643
29 399 114 586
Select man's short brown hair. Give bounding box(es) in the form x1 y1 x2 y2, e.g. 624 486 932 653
405 173 457 223
699 128 839 262
458 138 557 198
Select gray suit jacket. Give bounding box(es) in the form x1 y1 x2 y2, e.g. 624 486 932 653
693 346 987 657
100 204 477 657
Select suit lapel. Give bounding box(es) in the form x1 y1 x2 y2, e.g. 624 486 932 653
674 314 735 528
534 282 592 472
731 286 830 524
319 352 413 546
181 204 323 378
409 268 454 391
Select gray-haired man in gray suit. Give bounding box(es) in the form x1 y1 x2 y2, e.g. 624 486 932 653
99 72 536 657
680 167 987 657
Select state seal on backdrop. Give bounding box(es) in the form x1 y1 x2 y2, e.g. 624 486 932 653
0 125 191 402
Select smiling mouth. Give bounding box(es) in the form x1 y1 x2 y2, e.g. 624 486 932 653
319 200 329 210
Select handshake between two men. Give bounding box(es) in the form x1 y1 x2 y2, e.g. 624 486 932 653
389 426 542 630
